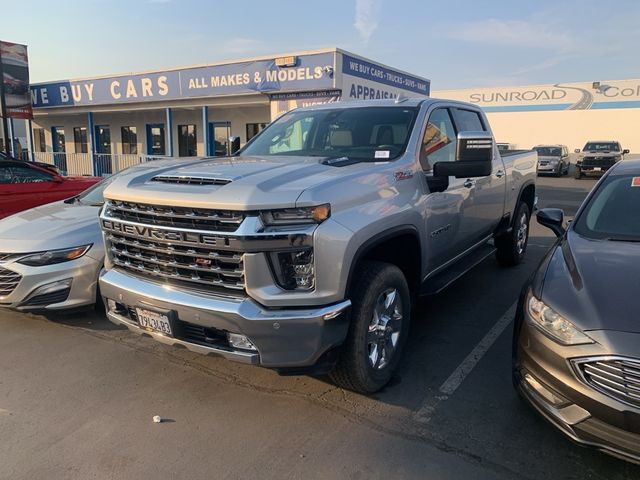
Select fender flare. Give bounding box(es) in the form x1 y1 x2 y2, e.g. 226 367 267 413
345 225 422 296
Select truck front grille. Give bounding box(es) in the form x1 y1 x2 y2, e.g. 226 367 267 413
107 232 245 292
582 157 615 167
105 200 246 232
575 357 640 408
0 266 22 297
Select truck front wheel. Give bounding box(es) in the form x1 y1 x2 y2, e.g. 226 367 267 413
495 202 530 267
329 261 410 394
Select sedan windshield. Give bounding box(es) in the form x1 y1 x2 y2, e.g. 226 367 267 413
573 174 640 241
241 106 418 161
535 147 561 156
584 142 619 152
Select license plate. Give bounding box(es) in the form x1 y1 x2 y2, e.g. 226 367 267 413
593 167 602 172
136 308 173 336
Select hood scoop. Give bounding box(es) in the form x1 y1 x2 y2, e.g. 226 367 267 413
150 175 232 186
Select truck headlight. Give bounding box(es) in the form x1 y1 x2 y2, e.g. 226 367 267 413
527 294 594 345
17 245 93 267
268 249 315 290
261 204 330 226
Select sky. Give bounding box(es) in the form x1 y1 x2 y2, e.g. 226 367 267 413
3 0 639 89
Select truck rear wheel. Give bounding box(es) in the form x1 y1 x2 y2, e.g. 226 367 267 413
329 261 410 394
495 202 530 267
574 167 583 179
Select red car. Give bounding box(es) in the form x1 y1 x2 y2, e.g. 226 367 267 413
0 160 101 219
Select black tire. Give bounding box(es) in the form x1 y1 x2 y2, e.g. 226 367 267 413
495 202 530 267
563 162 570 175
574 167 582 179
554 163 562 177
329 261 410 394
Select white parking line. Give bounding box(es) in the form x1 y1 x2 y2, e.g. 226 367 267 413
414 301 518 424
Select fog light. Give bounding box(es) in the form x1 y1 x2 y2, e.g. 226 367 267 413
30 278 72 296
524 372 568 407
227 333 257 351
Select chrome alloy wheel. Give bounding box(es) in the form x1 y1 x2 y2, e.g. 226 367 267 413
367 288 403 370
516 212 529 255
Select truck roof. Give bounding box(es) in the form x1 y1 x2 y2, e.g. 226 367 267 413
293 97 479 112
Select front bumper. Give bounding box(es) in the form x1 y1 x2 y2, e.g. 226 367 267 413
515 315 640 464
99 268 351 368
0 252 102 311
537 162 560 173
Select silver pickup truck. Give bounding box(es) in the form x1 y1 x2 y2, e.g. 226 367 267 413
99 98 537 393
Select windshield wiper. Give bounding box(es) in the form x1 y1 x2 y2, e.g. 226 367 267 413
605 237 640 243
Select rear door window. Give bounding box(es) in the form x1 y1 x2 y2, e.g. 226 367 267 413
10 166 53 183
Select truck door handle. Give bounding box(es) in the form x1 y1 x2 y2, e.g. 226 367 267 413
463 179 476 188
495 170 505 178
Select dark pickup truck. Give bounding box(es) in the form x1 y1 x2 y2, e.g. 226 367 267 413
575 140 629 179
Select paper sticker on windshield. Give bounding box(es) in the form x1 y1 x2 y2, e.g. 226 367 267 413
375 150 390 159
632 177 640 187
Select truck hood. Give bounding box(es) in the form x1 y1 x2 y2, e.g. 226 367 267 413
540 231 640 333
581 151 620 157
0 200 103 254
103 155 372 210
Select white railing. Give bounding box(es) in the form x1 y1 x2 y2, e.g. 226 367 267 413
31 152 170 176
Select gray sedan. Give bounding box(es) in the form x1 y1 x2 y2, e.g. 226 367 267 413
0 158 209 312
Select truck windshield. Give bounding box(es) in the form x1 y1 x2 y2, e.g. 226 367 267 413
535 147 561 156
583 142 619 152
573 174 640 242
241 106 419 161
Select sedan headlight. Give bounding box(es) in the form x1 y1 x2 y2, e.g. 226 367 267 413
527 294 594 345
261 204 330 226
18 245 92 267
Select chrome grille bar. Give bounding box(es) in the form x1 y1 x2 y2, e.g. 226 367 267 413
575 357 640 409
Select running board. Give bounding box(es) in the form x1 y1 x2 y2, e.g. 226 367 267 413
420 244 496 296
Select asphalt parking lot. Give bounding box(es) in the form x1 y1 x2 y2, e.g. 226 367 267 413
1 171 640 479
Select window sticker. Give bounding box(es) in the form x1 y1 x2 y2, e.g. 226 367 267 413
375 150 390 159
632 177 640 187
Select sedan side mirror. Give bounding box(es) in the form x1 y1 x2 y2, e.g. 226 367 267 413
51 175 64 183
433 131 493 178
623 149 630 155
574 148 581 154
537 208 565 238
229 136 241 155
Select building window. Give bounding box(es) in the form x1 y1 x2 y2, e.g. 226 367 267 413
178 124 197 157
246 123 268 142
34 128 46 152
121 126 138 154
73 127 88 153
147 124 166 156
52 127 66 153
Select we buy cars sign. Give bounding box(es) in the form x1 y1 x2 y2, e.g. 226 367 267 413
0 41 32 119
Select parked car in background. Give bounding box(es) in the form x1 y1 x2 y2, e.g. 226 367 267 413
99 98 537 394
533 145 570 176
0 159 100 219
0 152 61 175
513 159 640 463
0 158 211 312
497 142 517 152
575 140 629 179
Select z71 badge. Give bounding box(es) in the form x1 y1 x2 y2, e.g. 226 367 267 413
394 170 414 181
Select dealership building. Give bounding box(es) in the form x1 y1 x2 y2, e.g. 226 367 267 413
433 79 640 153
25 48 430 175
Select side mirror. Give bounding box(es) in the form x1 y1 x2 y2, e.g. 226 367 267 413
51 175 64 183
574 148 581 154
623 149 630 155
229 136 241 155
433 131 493 179
537 208 565 238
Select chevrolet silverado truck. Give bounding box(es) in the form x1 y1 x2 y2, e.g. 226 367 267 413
99 98 537 393
574 140 630 179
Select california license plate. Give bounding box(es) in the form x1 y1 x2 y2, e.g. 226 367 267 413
593 167 602 172
136 308 173 336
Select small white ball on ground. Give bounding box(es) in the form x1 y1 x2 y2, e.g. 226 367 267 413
153 415 162 423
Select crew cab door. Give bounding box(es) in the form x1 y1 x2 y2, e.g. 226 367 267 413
449 107 505 241
420 107 477 269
